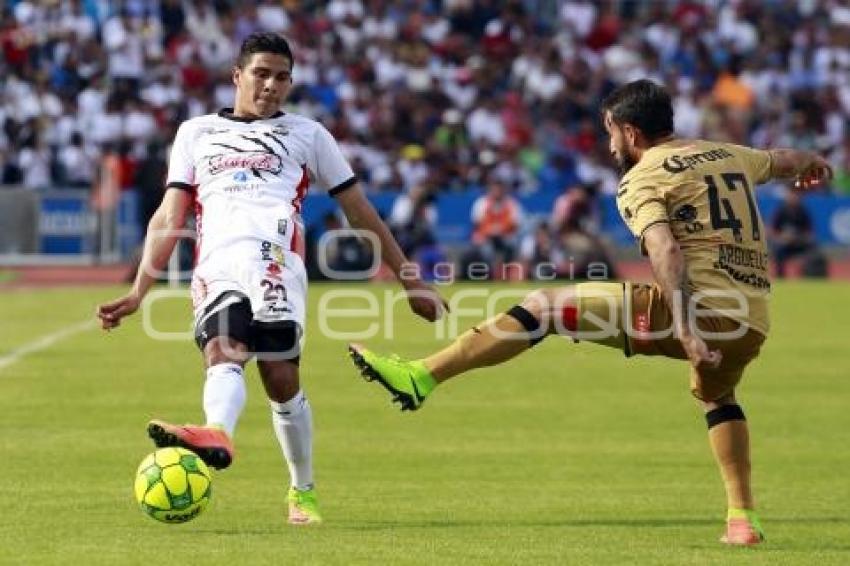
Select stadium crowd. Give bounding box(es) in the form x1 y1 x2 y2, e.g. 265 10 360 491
4 0 850 194
0 0 847 276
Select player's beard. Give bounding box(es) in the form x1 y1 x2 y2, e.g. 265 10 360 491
615 142 637 175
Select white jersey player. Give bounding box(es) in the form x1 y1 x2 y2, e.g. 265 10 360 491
169 109 355 345
97 32 446 525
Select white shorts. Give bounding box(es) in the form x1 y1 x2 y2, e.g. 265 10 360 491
191 240 307 333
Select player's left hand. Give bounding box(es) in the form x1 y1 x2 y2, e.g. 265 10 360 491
680 331 722 371
795 154 833 190
403 280 449 322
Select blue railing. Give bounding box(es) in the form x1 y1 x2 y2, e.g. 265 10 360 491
299 191 850 247
33 189 850 256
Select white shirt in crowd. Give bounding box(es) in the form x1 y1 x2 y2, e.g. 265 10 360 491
467 105 505 146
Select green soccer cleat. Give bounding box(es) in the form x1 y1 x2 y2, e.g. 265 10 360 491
348 343 437 411
287 486 322 525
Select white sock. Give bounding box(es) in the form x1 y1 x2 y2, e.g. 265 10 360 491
202 363 246 437
270 390 314 491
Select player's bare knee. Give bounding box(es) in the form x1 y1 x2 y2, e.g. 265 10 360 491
204 337 249 367
520 286 576 335
519 289 549 321
520 286 577 334
700 391 737 412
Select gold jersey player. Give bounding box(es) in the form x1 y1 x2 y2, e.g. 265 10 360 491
349 80 832 545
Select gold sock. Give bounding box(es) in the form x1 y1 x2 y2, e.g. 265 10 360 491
708 419 753 510
424 307 543 382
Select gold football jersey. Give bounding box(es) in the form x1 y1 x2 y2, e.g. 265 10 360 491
617 139 772 335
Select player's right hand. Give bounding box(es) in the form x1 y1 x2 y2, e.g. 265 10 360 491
795 154 833 190
96 293 142 330
680 332 722 371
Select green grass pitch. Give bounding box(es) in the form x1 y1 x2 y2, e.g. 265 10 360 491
1 281 848 565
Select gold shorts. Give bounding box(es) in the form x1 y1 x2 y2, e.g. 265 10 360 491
574 282 766 402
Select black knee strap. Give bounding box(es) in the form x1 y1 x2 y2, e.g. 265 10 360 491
705 404 746 429
506 305 546 346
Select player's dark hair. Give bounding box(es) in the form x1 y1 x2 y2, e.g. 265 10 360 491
236 32 294 70
601 79 674 141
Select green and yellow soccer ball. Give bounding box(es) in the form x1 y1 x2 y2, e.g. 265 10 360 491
134 447 212 523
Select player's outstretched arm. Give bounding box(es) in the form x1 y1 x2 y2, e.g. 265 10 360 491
642 223 722 370
334 183 448 322
768 149 833 190
96 188 192 330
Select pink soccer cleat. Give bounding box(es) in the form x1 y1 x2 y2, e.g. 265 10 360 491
147 419 235 470
720 511 765 546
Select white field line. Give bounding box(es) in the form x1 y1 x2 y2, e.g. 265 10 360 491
0 319 97 373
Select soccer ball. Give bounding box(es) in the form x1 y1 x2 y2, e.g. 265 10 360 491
134 447 212 523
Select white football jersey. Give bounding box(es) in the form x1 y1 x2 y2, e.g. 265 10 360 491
166 108 355 267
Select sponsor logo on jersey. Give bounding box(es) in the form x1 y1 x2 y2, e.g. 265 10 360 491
265 262 283 280
197 127 231 137
232 170 249 182
662 148 734 173
674 204 704 233
674 204 698 222
222 183 262 193
260 240 285 265
208 152 283 175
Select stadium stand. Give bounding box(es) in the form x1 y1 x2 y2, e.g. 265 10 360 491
1 0 849 278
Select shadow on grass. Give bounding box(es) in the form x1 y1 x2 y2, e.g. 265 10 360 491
333 516 850 531
187 516 850 542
